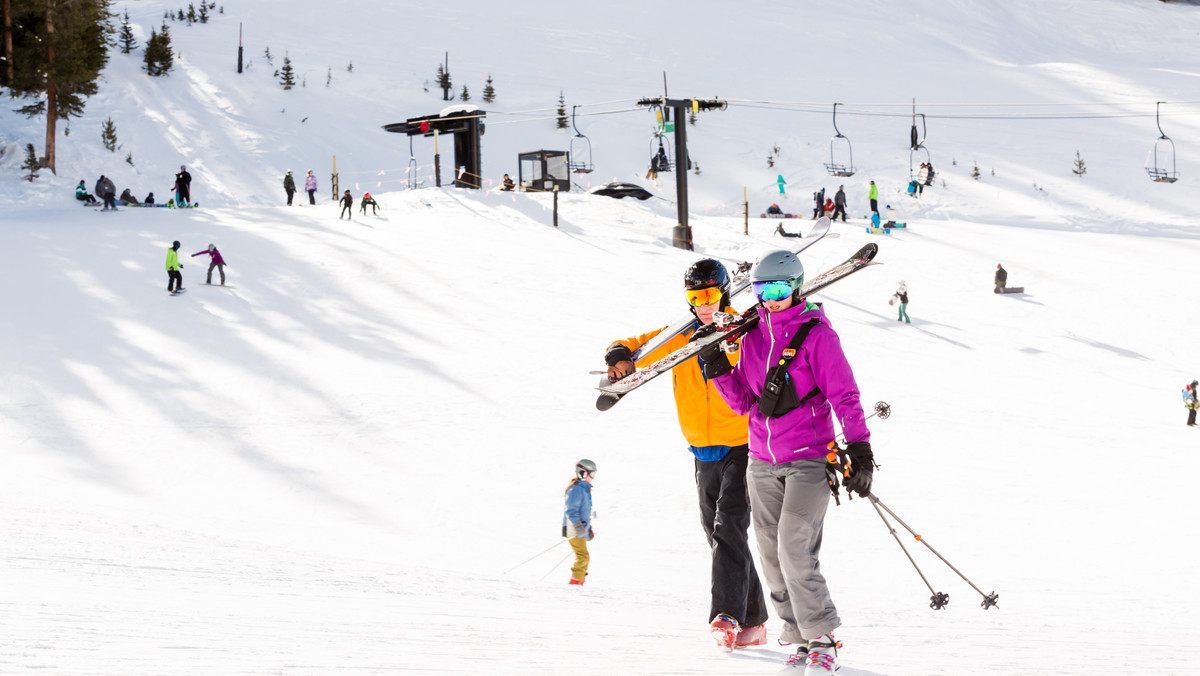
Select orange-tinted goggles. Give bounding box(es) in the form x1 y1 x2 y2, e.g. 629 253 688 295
685 286 722 307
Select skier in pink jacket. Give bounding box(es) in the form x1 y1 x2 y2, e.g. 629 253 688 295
703 248 873 675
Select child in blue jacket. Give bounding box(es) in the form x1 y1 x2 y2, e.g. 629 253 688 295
563 459 596 585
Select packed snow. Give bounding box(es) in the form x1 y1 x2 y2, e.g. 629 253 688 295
2 1 1199 674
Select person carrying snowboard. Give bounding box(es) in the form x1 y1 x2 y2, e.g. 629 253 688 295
304 170 318 205
891 281 910 323
166 241 184 294
191 243 227 286
1184 381 1198 427
339 189 354 219
283 170 297 206
563 459 596 586
604 259 769 650
360 192 379 215
703 249 875 674
174 165 192 207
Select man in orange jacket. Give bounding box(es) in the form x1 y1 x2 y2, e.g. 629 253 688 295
605 259 768 651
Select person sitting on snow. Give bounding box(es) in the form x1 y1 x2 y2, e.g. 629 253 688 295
120 188 140 206
766 203 783 215
76 180 98 205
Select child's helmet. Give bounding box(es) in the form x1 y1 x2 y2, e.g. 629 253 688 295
208 243 215 251
575 459 597 479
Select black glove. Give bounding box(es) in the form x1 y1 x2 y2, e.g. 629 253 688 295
700 350 733 379
844 441 874 498
604 344 633 367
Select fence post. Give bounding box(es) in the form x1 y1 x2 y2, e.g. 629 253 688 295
331 155 339 200
743 187 749 235
553 185 559 228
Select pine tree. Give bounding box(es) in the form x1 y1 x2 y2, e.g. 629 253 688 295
279 55 296 89
22 144 41 182
263 46 273 65
125 152 134 166
119 10 138 54
199 3 209 23
144 24 175 76
482 74 496 103
971 162 981 180
186 3 196 24
101 116 118 152
460 85 470 101
1072 150 1087 177
556 92 568 130
5 0 114 174
436 64 451 99
326 66 332 87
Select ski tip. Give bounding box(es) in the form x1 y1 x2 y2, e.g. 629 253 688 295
596 394 620 412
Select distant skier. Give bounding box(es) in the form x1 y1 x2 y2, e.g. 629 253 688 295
283 171 296 206
191 243 227 286
304 170 318 205
777 174 787 197
811 187 825 219
95 175 118 211
868 180 879 215
75 180 97 205
174 165 192 207
360 192 379 215
995 264 1008 293
339 189 354 219
166 240 184 294
832 185 847 222
605 260 769 649
704 248 875 674
1184 381 1198 427
563 459 596 586
891 281 910 323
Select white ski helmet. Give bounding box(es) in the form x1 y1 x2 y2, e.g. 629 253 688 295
750 250 805 300
575 458 597 479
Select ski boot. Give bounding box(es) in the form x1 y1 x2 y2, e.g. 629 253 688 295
709 614 739 651
734 623 767 648
803 634 841 675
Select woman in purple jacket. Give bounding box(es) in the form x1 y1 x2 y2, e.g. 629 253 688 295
702 249 874 675
191 244 227 285
304 170 318 205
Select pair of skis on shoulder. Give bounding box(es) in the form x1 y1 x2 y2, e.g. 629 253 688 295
596 219 877 411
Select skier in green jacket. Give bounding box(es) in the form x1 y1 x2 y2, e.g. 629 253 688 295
868 181 879 216
166 241 184 294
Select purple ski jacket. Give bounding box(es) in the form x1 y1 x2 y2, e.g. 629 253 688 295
713 302 869 464
191 248 225 265
304 174 317 191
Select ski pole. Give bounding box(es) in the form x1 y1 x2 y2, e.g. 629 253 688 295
503 540 567 575
866 494 949 610
868 493 1000 610
833 400 891 445
539 551 573 581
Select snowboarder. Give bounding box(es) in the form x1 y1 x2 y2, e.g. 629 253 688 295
304 170 318 205
119 188 140 206
563 459 596 586
811 188 825 219
360 192 379 215
891 281 910 323
283 171 296 206
339 189 354 219
832 185 847 222
703 249 875 673
604 259 769 650
1184 381 1198 427
868 180 879 215
766 203 784 215
995 264 1008 293
144 192 156 205
166 241 184 294
76 180 98 205
174 165 192 207
777 174 787 197
191 243 227 286
95 175 118 211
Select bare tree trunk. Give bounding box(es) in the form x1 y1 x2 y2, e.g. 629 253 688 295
43 0 56 174
3 0 13 86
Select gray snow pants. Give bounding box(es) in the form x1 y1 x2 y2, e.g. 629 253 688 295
747 457 841 643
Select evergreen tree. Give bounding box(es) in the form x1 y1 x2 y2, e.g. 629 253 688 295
971 162 981 180
22 144 41 182
460 84 470 102
326 66 332 87
186 3 196 24
199 3 209 23
279 55 296 89
263 45 273 65
5 0 115 174
556 92 568 130
119 10 137 54
125 152 134 166
143 24 174 76
1072 150 1087 177
101 116 117 152
436 64 451 99
346 60 353 72
482 74 496 103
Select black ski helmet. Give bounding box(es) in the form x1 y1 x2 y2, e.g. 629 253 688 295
684 259 730 310
171 240 180 249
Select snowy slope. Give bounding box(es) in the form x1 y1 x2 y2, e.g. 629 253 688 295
2 1 1200 675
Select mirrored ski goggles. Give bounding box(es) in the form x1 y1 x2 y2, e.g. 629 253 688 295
753 280 796 302
685 286 723 307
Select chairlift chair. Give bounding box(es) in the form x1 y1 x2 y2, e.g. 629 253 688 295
908 112 933 183
824 103 856 177
650 131 673 173
407 136 420 190
568 105 594 174
1145 101 1179 183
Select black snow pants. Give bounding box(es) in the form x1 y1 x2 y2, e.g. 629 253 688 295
695 444 769 628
